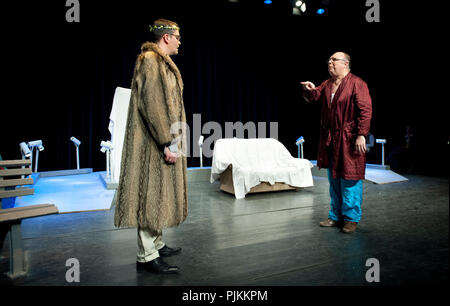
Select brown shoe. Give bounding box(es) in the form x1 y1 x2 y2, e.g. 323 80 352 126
342 221 358 233
319 218 340 227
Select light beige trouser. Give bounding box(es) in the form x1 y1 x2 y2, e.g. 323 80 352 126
137 228 165 263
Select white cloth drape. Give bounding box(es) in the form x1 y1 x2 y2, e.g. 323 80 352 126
210 138 314 199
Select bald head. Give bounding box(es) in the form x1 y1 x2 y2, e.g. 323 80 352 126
328 52 351 79
339 52 351 68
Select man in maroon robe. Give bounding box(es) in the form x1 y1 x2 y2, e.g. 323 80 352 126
301 52 372 233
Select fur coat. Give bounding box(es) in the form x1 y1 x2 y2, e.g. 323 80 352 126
114 42 188 231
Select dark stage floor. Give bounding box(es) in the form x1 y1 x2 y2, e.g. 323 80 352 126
1 174 448 287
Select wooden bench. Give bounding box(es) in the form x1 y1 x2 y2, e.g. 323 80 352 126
0 159 58 278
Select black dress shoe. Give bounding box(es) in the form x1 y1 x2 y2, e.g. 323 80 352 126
158 245 182 257
136 257 180 274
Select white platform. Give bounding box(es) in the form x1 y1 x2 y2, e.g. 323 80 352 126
364 168 409 184
14 171 115 214
310 160 408 184
14 168 214 213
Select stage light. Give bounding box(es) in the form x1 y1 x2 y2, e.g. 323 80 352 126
100 140 113 153
30 142 44 151
20 142 32 158
264 0 272 4
70 136 81 146
317 8 325 14
296 136 305 159
292 0 306 15
28 140 44 151
376 139 387 166
300 2 306 12
198 136 204 168
27 140 44 172
70 136 81 170
19 142 32 179
100 140 113 178
198 135 204 147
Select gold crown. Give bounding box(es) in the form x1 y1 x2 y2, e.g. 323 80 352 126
149 24 180 32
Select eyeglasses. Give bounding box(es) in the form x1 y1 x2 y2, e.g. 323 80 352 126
328 57 348 64
170 34 181 41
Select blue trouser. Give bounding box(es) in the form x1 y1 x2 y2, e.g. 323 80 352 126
327 153 363 222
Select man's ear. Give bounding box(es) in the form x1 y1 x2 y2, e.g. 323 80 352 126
162 33 170 44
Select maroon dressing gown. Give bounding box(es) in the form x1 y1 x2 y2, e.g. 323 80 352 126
305 73 372 180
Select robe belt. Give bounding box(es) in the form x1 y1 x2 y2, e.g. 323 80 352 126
322 121 356 147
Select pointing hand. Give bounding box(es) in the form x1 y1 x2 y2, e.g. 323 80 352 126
300 81 316 91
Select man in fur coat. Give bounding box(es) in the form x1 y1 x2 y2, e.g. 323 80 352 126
114 19 188 274
301 52 372 234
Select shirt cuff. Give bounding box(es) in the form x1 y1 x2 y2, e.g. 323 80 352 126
168 142 178 153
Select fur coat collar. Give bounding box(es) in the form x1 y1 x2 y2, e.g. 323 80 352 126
139 42 183 91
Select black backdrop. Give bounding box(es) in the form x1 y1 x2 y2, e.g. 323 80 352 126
1 0 447 176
